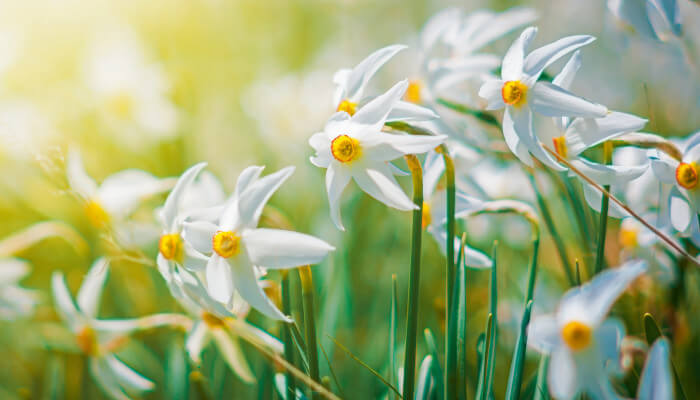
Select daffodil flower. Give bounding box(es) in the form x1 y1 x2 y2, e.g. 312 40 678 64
0 258 38 320
608 0 681 42
182 166 334 320
310 80 447 230
66 148 174 246
527 260 647 399
478 27 608 169
332 44 437 122
637 338 673 400
649 132 700 242
52 258 155 400
422 150 491 268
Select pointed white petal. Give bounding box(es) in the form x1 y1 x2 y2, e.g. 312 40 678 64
345 44 407 102
182 241 209 271
98 170 174 219
235 166 295 230
570 158 647 186
354 163 417 211
527 314 561 353
66 148 98 198
649 153 678 184
385 100 438 123
234 165 265 199
185 322 210 364
552 51 582 91
638 338 673 400
231 258 290 321
565 112 647 157
501 27 537 81
548 345 579 399
243 228 334 269
669 188 692 232
77 257 109 318
206 256 234 304
104 354 155 393
183 220 217 254
581 181 628 219
467 7 538 53
366 133 447 163
596 318 625 372
161 162 207 231
326 163 352 231
478 79 506 110
531 82 607 118
524 35 595 82
422 150 445 198
502 107 535 166
0 258 31 284
352 80 408 131
51 271 82 329
90 358 130 400
211 328 256 383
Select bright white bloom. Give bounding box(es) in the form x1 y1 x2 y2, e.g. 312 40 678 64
0 258 38 320
52 258 155 400
608 0 682 42
637 338 673 400
332 45 437 122
478 27 608 169
421 150 491 268
183 166 334 320
310 80 447 230
649 131 700 242
84 28 178 147
527 260 647 399
66 148 174 246
0 100 56 160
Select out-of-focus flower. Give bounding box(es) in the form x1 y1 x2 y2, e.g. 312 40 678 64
84 28 178 148
608 0 682 42
649 131 700 243
182 166 334 320
0 100 56 160
527 260 647 399
478 27 607 169
421 150 491 268
52 258 155 400
0 258 39 320
310 80 447 230
332 45 437 122
66 148 174 247
637 338 673 400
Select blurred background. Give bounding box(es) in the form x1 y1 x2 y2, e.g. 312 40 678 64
1 0 699 398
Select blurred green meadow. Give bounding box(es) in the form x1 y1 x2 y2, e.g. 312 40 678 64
1 0 699 399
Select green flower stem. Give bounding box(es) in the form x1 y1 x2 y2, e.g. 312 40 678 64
594 141 613 274
402 154 424 400
439 147 458 400
527 172 576 286
299 265 321 400
435 98 501 127
281 271 296 399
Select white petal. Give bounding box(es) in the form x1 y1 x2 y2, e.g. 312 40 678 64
66 148 98 198
530 82 607 118
463 245 493 269
595 318 625 372
160 162 207 231
638 338 673 400
527 314 561 353
422 150 445 198
234 165 265 199
565 112 648 157
98 170 174 219
0 258 30 284
558 259 647 327
157 254 173 283
552 51 581 91
326 162 352 231
502 107 535 166
77 257 109 318
580 182 628 219
206 255 234 304
366 133 447 162
182 241 209 271
608 0 657 39
309 132 332 168
478 79 506 110
421 8 461 50
548 345 579 399
183 220 217 254
649 153 678 184
90 358 129 400
669 188 692 232
243 228 334 269
210 328 256 383
345 44 407 102
185 322 210 364
646 0 682 40
385 100 438 123
51 271 82 330
231 258 290 321
104 354 155 394
523 35 595 82
570 158 647 186
501 27 537 81
354 163 417 211
234 166 295 230
352 80 408 131
467 7 538 53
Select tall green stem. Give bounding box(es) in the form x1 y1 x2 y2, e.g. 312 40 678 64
281 271 296 398
594 141 613 274
299 266 320 400
402 154 424 400
440 148 458 400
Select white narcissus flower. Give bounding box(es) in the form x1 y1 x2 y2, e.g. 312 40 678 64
649 132 700 241
332 45 437 123
66 148 175 247
310 80 447 230
0 258 39 320
421 150 491 268
527 260 647 400
183 166 334 320
478 27 608 169
637 338 673 400
52 258 155 400
608 0 681 42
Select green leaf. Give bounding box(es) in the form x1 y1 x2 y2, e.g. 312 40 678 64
455 233 468 400
389 273 398 399
424 329 444 400
504 300 533 400
485 243 498 399
475 313 494 400
415 355 435 400
533 355 550 400
166 339 190 400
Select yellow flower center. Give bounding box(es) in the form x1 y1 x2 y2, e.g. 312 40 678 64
212 230 241 258
201 311 225 329
405 79 422 104
561 321 592 351
85 200 110 228
619 226 639 249
331 134 361 163
159 233 184 262
336 99 357 116
552 136 568 158
676 162 699 190
76 326 98 356
501 80 528 107
422 201 431 229
106 91 134 119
